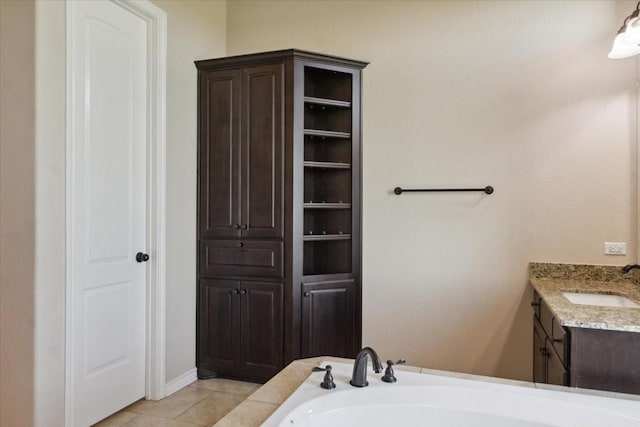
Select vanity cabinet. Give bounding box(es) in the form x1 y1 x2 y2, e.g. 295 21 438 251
532 290 640 394
196 50 367 382
532 291 571 386
568 326 640 393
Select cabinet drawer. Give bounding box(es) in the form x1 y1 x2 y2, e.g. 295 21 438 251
200 240 283 278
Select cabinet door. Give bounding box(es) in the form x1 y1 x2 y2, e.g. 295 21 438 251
240 64 284 239
301 279 356 358
239 281 283 380
198 279 241 378
533 317 546 383
546 338 568 386
199 69 241 239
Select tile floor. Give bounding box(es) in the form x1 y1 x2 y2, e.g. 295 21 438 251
93 378 260 427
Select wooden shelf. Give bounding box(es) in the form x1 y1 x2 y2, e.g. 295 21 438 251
304 96 351 108
304 202 351 209
303 233 351 241
304 161 351 169
304 129 351 139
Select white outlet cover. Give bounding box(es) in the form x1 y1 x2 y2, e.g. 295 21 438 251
604 242 627 255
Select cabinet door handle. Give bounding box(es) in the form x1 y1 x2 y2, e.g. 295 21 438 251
241 224 248 230
237 242 243 248
552 338 563 343
233 224 240 229
240 289 247 295
303 291 310 297
230 289 240 295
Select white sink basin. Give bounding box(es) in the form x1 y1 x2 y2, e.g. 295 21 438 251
562 292 640 308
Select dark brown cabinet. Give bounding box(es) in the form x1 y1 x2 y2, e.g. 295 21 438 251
532 292 569 386
196 50 367 382
301 279 356 358
198 279 283 380
532 290 640 394
532 317 546 384
533 318 569 386
198 65 283 241
199 240 283 278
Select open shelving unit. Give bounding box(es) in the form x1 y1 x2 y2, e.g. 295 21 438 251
303 66 354 276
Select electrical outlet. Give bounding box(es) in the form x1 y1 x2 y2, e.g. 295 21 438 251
604 242 627 255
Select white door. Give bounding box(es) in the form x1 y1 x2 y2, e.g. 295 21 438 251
68 1 148 425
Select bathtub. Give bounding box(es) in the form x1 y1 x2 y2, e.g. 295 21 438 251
261 361 640 426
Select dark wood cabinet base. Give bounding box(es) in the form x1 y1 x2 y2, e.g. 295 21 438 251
569 327 640 394
533 290 640 395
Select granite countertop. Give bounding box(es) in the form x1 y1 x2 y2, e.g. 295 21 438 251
529 263 640 332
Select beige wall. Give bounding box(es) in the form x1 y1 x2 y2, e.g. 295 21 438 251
0 1 36 425
150 0 227 382
227 0 638 379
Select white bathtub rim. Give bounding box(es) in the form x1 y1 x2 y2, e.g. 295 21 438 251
261 361 640 427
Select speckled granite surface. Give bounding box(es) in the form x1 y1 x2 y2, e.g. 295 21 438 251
529 263 640 332
529 262 635 282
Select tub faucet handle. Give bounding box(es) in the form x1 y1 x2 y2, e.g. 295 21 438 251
621 264 640 274
312 365 336 390
381 359 406 383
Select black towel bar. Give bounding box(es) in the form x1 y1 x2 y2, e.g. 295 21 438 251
393 186 494 195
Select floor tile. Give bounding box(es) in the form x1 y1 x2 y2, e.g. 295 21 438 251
93 411 139 426
175 392 247 426
126 387 213 419
122 414 200 427
189 378 259 396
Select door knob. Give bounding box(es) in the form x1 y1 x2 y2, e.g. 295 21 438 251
136 252 149 263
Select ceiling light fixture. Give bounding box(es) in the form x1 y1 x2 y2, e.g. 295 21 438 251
609 1 640 59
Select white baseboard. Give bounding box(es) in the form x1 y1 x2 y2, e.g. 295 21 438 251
164 368 198 397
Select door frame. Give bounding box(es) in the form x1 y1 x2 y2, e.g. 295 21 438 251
64 0 167 424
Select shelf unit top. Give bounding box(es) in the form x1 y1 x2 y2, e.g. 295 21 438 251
195 49 369 71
